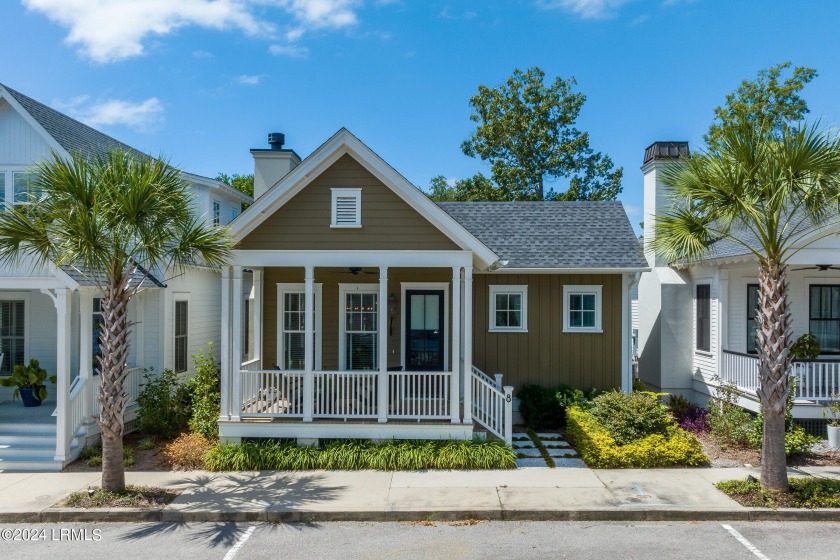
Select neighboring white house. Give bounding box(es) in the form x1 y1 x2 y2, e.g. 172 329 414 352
637 141 840 427
0 84 251 471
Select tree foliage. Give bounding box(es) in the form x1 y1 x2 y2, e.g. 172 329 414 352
705 62 818 151
456 66 622 201
215 172 254 198
427 173 511 201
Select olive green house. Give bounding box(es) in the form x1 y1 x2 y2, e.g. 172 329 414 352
219 129 648 444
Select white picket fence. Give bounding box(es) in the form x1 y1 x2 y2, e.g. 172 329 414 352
720 350 840 402
470 365 512 445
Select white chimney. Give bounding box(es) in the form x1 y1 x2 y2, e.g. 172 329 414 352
641 141 690 267
251 132 301 199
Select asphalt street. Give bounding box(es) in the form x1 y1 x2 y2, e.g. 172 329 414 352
1 521 838 560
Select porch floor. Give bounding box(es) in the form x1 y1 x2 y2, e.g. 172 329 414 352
0 396 56 425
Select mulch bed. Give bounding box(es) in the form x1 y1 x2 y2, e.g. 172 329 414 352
59 485 180 508
716 478 840 508
696 432 840 468
64 432 170 472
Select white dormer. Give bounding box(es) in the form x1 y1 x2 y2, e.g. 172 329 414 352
331 188 362 228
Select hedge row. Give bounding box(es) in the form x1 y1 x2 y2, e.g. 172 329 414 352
203 438 516 471
565 407 708 468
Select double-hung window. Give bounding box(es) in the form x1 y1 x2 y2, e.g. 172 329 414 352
696 284 711 352
0 300 24 374
342 289 378 370
13 172 40 206
810 285 840 353
174 299 188 373
489 285 527 332
746 284 759 354
212 200 221 226
563 285 602 333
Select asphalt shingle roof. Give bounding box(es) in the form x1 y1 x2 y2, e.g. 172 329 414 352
62 264 165 289
2 84 149 162
437 201 648 270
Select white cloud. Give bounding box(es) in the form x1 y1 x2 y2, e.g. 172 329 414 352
624 203 642 218
536 0 633 20
237 74 265 85
23 0 363 63
56 95 164 132
268 43 309 58
630 13 648 25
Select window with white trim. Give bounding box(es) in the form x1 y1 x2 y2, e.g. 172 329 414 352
278 284 322 370
212 199 221 226
489 285 528 332
0 300 24 374
563 285 603 333
340 287 378 370
695 284 711 352
13 172 41 206
331 188 362 227
174 299 188 373
231 208 238 222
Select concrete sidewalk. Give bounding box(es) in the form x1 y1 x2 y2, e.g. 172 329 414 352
1 466 839 523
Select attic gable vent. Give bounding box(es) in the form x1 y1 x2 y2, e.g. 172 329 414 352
331 188 362 228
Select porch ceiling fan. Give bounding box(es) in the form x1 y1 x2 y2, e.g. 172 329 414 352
791 264 840 272
338 267 377 275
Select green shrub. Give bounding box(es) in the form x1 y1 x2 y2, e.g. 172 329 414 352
745 375 820 456
566 407 707 468
79 444 134 467
203 439 516 471
557 386 600 411
588 391 672 445
188 344 221 440
667 394 692 418
517 385 563 430
716 477 840 509
707 379 755 448
136 369 191 439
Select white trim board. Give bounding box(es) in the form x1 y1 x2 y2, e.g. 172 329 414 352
400 282 450 372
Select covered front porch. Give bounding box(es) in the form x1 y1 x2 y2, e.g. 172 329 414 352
219 250 512 444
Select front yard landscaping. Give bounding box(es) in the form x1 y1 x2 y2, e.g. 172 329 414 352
716 477 840 508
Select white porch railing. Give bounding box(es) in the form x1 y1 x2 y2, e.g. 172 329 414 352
720 350 840 402
470 365 512 445
238 369 455 421
387 371 450 419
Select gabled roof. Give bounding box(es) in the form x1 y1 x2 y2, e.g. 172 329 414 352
229 128 501 269
0 83 250 203
438 201 648 270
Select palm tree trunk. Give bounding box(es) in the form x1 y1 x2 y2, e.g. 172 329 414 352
96 271 131 492
755 259 792 492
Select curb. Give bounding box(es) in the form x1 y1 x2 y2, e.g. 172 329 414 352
3 507 840 524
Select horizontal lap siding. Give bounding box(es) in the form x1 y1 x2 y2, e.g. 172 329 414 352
238 154 459 251
472 274 622 392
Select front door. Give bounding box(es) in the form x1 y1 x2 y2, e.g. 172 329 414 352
405 290 445 371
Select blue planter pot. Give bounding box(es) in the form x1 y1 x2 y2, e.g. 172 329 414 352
19 387 43 407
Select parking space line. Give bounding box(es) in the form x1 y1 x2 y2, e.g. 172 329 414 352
222 525 256 560
721 524 771 560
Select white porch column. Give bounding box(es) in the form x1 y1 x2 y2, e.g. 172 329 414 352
378 266 389 423
462 266 473 424
303 266 315 422
253 268 263 367
450 266 461 424
231 267 243 421
79 291 94 422
54 288 72 461
220 268 231 421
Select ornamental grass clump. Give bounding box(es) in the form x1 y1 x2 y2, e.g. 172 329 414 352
203 439 515 471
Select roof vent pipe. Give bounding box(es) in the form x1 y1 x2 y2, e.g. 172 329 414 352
267 132 285 150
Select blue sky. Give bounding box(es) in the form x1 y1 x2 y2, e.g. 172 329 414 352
3 1 840 231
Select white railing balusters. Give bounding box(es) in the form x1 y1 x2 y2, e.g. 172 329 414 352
721 350 840 403
470 365 512 445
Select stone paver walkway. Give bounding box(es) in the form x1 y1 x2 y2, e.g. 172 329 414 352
512 431 587 468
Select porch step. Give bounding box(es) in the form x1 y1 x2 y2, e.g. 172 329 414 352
0 457 63 472
0 421 67 472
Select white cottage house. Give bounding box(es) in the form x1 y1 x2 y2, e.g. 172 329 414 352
0 84 251 471
637 141 840 427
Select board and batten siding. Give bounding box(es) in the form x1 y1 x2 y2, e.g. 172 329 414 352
261 267 453 371
0 98 53 165
237 154 459 251
472 273 622 391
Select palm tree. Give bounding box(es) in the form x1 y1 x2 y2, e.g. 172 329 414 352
653 121 840 492
0 151 232 492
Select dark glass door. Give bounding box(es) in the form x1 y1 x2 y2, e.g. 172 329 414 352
405 290 445 371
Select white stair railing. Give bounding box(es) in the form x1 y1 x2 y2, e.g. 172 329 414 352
470 365 512 445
